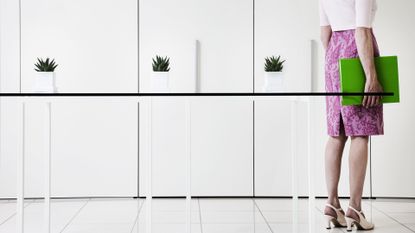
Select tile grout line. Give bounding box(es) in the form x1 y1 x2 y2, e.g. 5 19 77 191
59 198 90 233
129 198 145 233
198 198 203 233
369 202 415 233
0 200 34 227
252 198 274 233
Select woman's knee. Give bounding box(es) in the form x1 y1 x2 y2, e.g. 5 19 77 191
329 134 348 144
350 135 369 143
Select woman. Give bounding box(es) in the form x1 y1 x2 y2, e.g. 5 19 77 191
319 0 383 231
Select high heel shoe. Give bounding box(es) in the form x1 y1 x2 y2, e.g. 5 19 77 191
345 206 374 231
324 203 347 229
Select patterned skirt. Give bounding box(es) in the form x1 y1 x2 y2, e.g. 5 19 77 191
325 29 384 136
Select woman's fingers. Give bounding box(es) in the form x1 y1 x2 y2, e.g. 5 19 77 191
369 96 376 107
374 96 379 106
362 95 368 108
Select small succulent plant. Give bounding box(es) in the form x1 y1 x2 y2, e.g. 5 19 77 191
264 55 285 72
34 58 58 72
152 55 170 72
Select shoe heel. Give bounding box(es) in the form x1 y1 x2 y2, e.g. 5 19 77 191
346 217 354 232
325 215 333 229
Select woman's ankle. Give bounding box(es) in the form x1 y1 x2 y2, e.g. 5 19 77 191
348 199 362 210
327 197 341 208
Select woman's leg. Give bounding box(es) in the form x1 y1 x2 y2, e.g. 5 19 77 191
347 136 369 218
324 134 348 215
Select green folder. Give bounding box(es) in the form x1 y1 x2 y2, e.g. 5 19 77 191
339 56 400 106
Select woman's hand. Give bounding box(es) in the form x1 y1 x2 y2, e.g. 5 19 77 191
355 27 382 108
363 76 383 108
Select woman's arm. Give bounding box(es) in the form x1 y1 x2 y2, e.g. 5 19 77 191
355 27 383 108
320 26 332 51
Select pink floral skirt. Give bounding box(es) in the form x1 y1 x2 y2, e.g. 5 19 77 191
325 29 384 136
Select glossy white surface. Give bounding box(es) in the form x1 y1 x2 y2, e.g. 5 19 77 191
1 198 414 233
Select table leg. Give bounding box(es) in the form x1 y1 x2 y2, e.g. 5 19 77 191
306 100 316 233
291 100 299 233
17 102 25 233
185 98 191 233
44 102 51 233
146 97 153 233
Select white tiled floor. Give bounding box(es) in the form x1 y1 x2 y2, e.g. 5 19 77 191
0 198 414 233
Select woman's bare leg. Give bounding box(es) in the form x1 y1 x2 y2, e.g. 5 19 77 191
324 134 348 215
347 136 369 218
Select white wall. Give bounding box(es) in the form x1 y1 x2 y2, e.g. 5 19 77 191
1 0 415 198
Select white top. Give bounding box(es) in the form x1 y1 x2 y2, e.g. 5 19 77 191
319 0 377 31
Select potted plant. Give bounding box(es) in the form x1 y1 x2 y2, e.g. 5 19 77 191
34 58 58 93
151 55 170 92
263 55 285 92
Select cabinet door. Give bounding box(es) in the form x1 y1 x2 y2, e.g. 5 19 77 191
139 0 253 92
51 99 138 197
255 0 318 92
0 99 138 198
21 0 138 92
254 99 293 196
372 106 415 198
0 0 20 92
139 98 188 197
191 98 253 196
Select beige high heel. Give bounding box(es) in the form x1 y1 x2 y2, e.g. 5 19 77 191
345 206 374 231
324 203 347 229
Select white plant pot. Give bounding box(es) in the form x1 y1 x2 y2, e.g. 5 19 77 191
33 72 58 93
151 71 170 92
263 71 284 92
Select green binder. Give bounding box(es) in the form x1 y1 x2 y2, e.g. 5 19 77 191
339 56 400 106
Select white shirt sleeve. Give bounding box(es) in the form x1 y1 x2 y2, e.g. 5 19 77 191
319 0 330 26
355 0 374 28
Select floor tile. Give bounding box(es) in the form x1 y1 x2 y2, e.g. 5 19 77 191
63 222 133 233
1 197 415 233
201 211 267 224
132 223 201 233
199 198 256 212
70 198 140 225
0 199 87 233
202 223 272 233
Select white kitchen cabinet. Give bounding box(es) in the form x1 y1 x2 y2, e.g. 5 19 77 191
139 98 188 197
21 0 138 92
139 0 253 92
0 98 138 198
191 98 253 196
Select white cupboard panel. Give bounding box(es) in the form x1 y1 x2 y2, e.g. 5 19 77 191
139 98 187 197
372 105 415 198
191 98 253 196
254 99 293 196
0 100 53 198
51 99 138 197
21 0 138 92
0 99 138 198
0 0 20 92
0 99 22 197
255 0 320 93
140 0 253 92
